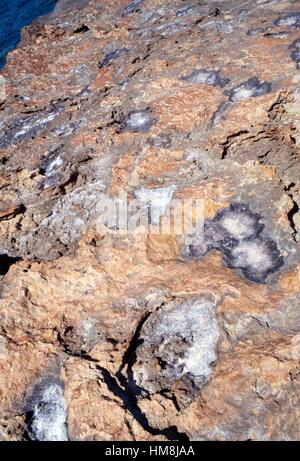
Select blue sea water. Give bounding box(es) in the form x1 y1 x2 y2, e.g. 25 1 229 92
0 0 58 69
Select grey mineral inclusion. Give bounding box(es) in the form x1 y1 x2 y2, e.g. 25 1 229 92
223 238 285 283
99 48 130 68
27 378 68 441
0 111 59 149
290 40 300 69
40 149 64 177
210 101 231 127
139 10 162 25
176 5 195 17
274 12 300 28
290 39 300 50
211 77 272 126
188 203 284 284
39 149 66 190
291 50 300 68
148 133 172 148
124 110 154 132
214 203 264 242
247 27 266 36
192 203 264 254
159 22 186 37
123 0 144 16
225 77 272 102
53 119 84 137
182 69 230 87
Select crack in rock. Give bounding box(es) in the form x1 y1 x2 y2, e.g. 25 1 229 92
98 366 189 441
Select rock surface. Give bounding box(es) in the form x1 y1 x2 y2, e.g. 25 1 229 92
0 0 299 441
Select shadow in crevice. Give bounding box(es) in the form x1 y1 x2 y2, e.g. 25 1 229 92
0 254 21 276
287 196 299 241
98 366 189 442
117 312 151 397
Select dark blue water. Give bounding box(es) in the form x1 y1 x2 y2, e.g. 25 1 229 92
0 0 58 69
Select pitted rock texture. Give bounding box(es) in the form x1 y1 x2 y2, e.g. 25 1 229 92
0 0 299 441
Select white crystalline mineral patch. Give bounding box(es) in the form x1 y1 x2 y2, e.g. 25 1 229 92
13 113 57 142
134 295 220 393
39 180 106 244
135 185 176 225
125 110 154 132
129 112 149 127
230 240 273 273
276 14 300 27
82 319 94 343
45 154 64 177
180 300 220 378
185 70 218 85
183 69 229 87
218 212 259 240
232 87 256 100
187 203 283 283
30 382 68 441
226 78 271 102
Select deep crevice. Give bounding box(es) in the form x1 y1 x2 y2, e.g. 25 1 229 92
117 312 152 397
98 365 189 442
0 203 26 221
117 312 150 375
73 24 89 34
287 194 299 241
97 306 189 441
0 254 22 276
221 130 250 159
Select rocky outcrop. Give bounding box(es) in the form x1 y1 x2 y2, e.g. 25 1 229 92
0 0 299 441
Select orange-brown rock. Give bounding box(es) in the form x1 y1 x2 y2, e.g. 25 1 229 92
0 0 299 441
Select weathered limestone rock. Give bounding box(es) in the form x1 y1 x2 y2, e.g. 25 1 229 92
0 0 299 441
